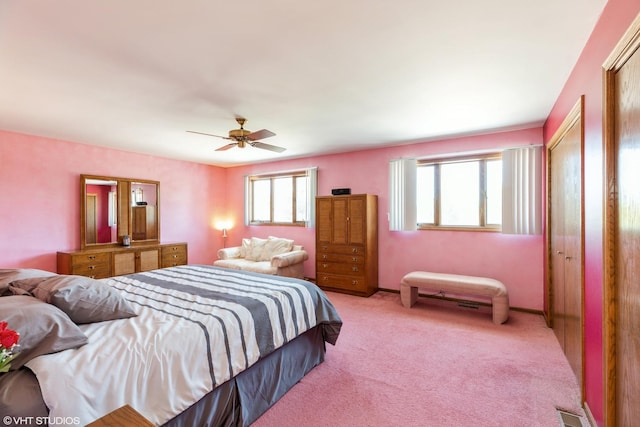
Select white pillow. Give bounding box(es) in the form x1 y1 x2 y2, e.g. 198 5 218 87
245 237 269 261
263 237 294 261
239 238 252 258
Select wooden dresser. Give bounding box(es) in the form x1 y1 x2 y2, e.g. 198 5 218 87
57 242 188 279
315 194 378 296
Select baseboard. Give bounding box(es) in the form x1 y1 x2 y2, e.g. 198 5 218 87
583 401 597 427
377 287 544 316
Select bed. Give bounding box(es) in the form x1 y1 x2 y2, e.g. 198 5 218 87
0 265 342 426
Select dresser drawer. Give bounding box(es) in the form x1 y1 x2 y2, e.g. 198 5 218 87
161 244 187 267
71 255 111 279
72 265 111 279
71 252 111 268
317 244 365 255
316 273 367 291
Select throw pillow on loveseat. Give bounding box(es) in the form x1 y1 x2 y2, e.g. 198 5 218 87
214 236 308 279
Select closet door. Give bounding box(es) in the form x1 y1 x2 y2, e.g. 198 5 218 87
603 18 640 425
612 51 640 427
547 98 583 391
549 141 566 354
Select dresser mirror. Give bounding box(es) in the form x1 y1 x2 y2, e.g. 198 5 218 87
80 174 160 249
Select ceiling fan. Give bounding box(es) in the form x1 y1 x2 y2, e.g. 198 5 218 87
187 118 285 152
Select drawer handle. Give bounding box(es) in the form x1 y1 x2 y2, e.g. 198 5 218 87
88 255 96 260
172 255 178 259
352 257 357 262
352 248 358 253
352 267 359 272
352 280 359 285
322 254 327 259
322 246 328 250
322 263 328 268
323 276 328 281
90 275 96 279
88 265 96 270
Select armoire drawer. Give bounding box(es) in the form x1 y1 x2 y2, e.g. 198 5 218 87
317 252 364 264
317 244 365 255
316 273 367 291
317 261 366 276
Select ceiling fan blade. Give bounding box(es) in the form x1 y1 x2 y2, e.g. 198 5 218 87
186 130 232 140
251 141 286 153
247 129 275 141
215 143 237 151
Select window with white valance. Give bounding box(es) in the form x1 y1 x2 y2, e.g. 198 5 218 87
388 146 541 235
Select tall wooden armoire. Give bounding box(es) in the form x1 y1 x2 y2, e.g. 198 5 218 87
315 194 378 296
132 205 157 241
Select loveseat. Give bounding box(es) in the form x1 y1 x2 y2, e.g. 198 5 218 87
214 236 309 279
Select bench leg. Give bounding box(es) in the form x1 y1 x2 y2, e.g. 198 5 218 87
400 284 418 308
492 295 509 324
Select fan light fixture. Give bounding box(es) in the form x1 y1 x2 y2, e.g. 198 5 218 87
187 118 285 153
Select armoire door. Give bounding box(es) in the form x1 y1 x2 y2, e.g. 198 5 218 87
331 198 348 244
347 195 366 245
603 16 640 426
547 97 584 392
316 197 332 244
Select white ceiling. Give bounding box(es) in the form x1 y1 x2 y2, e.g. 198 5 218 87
0 1 606 167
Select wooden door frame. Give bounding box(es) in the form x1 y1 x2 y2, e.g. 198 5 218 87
602 13 640 427
545 95 585 400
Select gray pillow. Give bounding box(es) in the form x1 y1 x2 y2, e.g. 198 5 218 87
0 296 88 370
9 275 137 324
0 368 48 419
0 269 56 296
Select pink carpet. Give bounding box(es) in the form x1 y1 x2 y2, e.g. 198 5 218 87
253 291 583 427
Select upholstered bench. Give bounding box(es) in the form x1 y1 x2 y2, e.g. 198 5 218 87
400 271 509 324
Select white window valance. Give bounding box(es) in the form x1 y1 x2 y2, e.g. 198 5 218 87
388 158 417 231
501 146 542 235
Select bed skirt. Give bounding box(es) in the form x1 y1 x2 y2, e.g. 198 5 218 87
162 324 326 427
1 326 326 427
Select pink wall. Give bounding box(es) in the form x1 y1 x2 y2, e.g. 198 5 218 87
543 1 640 424
0 130 227 269
225 127 544 310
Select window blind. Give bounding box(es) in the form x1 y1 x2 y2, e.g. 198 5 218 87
502 146 542 235
388 158 417 231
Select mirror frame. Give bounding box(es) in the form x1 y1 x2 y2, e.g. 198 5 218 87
80 174 160 249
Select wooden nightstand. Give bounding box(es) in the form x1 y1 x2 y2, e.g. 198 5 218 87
86 405 154 427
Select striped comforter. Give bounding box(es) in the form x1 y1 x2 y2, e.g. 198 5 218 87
26 265 342 426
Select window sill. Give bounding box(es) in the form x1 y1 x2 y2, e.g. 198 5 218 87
417 225 501 232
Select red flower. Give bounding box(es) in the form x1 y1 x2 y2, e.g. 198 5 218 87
0 321 20 349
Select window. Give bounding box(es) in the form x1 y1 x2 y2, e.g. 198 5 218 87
417 154 502 230
246 168 316 226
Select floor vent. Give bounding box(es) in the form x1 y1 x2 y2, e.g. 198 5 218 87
457 301 479 309
556 409 587 427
